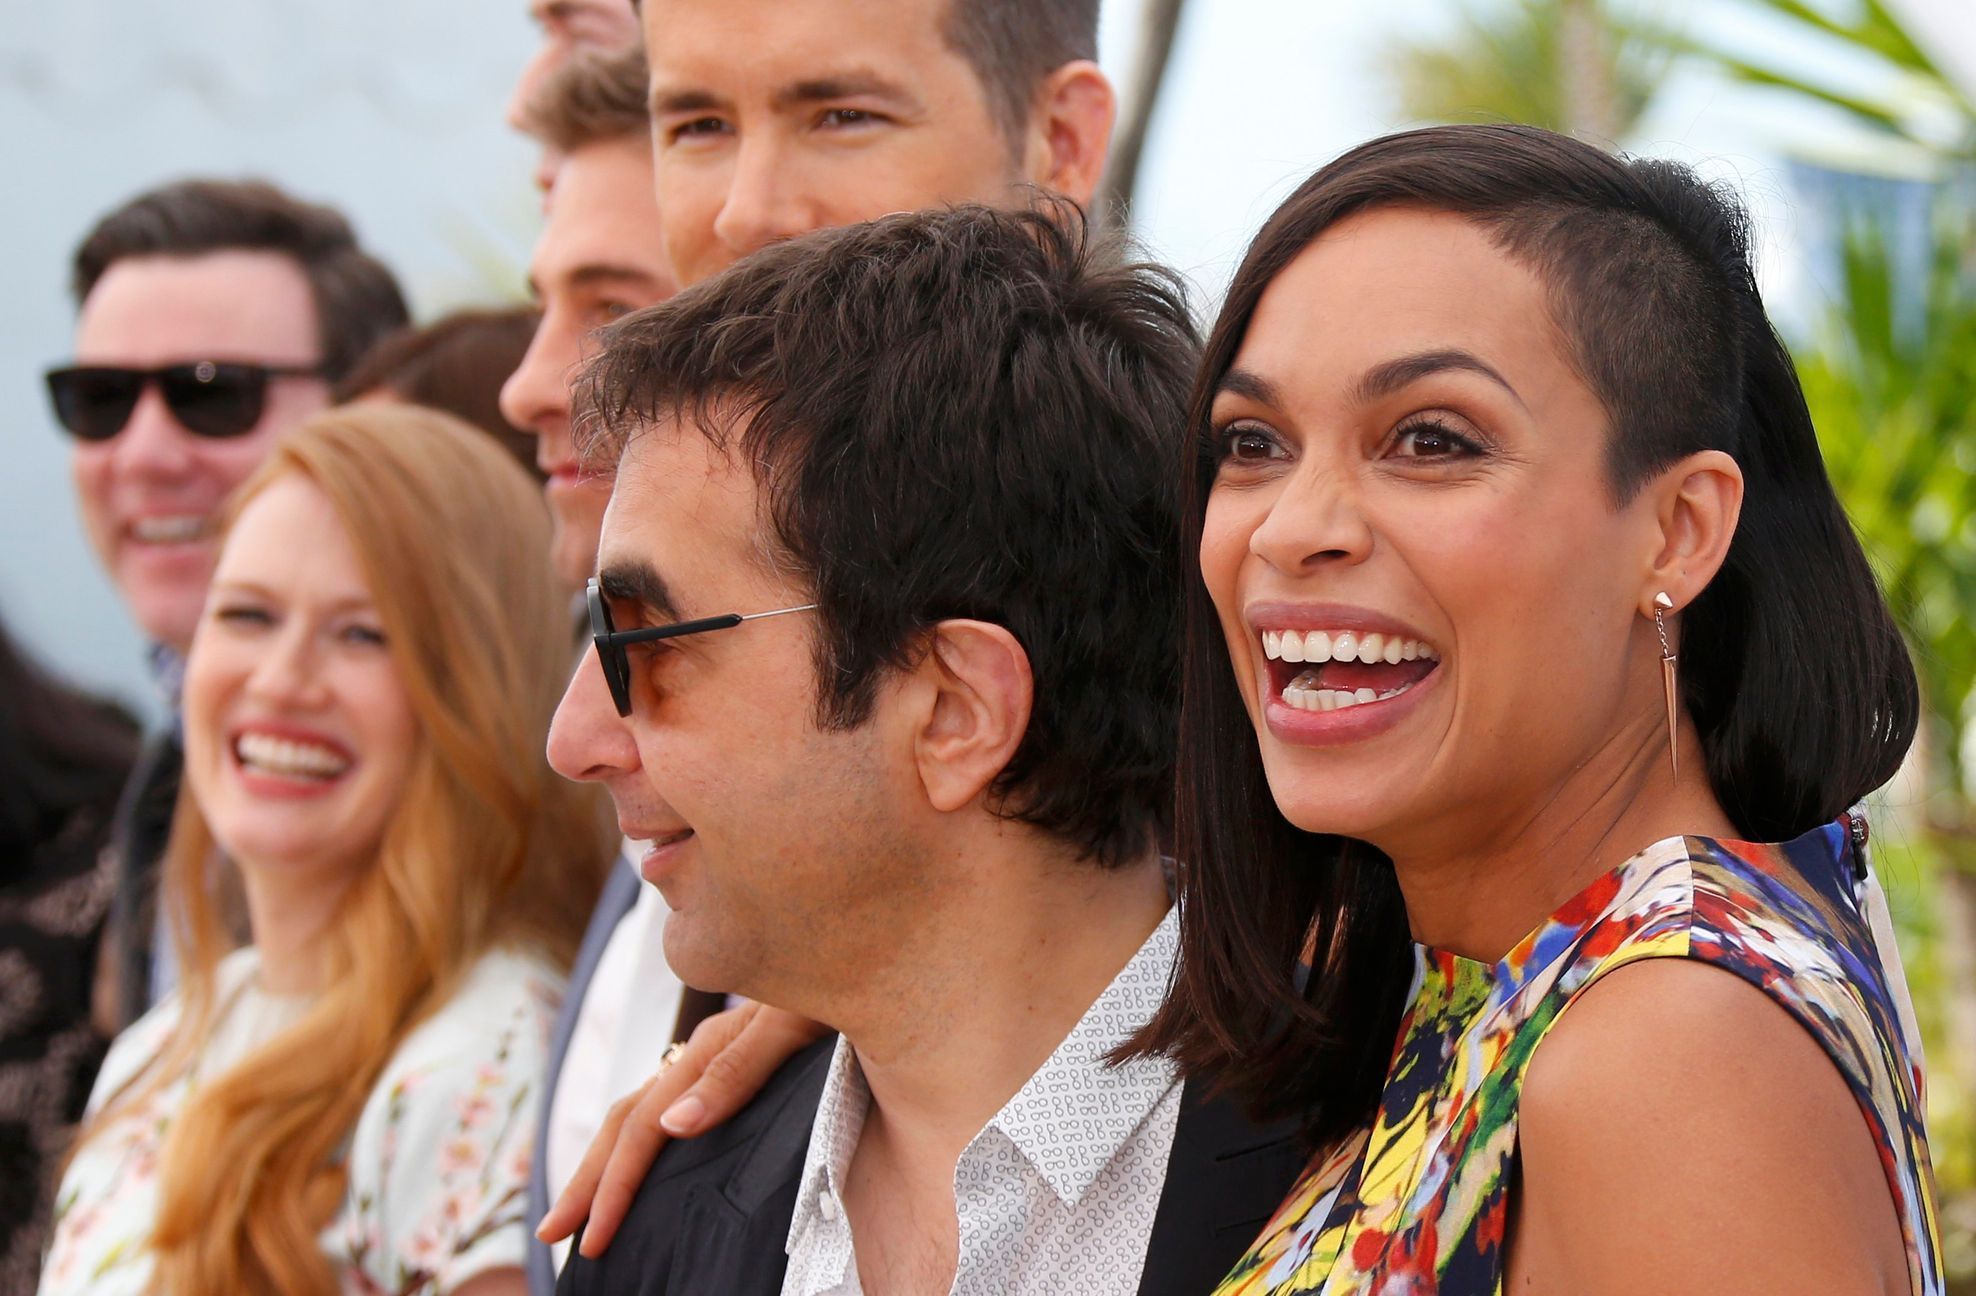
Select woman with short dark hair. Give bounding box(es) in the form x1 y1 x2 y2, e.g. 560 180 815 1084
1129 123 1941 1294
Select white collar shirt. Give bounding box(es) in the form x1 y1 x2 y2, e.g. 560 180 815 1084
781 907 1184 1296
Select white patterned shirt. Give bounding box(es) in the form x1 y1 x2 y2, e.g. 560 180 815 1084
781 908 1183 1296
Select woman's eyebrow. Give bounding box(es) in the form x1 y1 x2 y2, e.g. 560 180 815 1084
1351 348 1528 412
1216 367 1283 408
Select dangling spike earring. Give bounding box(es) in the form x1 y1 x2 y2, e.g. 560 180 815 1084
1653 592 1678 776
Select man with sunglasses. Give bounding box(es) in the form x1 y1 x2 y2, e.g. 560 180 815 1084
49 178 406 1029
548 205 1304 1296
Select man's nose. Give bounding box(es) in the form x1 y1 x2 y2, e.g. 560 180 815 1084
111 386 200 481
548 647 641 783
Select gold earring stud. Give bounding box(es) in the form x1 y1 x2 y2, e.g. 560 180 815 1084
1653 592 1678 776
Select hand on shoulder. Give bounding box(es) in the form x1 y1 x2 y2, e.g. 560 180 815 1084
1513 957 1909 1296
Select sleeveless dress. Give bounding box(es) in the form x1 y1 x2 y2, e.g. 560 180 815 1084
1212 819 1944 1296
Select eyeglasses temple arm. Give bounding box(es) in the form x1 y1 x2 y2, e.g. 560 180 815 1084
605 612 743 646
737 603 819 622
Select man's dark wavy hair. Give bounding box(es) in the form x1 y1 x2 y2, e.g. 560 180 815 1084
577 201 1200 868
72 178 408 383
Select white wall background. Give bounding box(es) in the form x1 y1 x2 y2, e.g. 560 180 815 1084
4 0 1971 721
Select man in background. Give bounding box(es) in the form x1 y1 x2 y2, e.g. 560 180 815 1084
501 50 693 1293
510 0 641 190
50 179 406 1030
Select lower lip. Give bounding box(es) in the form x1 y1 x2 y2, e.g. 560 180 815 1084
1261 664 1442 747
638 832 694 886
229 747 349 799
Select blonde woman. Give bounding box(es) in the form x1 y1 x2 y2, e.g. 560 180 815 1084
41 406 613 1295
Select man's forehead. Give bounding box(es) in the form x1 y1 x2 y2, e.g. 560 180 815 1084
645 0 955 84
533 150 669 283
76 250 319 357
601 422 778 577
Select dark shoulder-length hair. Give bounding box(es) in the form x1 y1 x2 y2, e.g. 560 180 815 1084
1126 124 1919 1149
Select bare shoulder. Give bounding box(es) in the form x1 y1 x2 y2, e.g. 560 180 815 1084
1512 957 1908 1296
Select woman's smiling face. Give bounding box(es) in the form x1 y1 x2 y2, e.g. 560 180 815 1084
1200 206 1669 857
182 472 418 885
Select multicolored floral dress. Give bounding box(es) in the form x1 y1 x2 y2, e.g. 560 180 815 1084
1214 820 1943 1296
39 947 562 1296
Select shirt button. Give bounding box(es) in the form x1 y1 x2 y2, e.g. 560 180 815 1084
819 1191 840 1223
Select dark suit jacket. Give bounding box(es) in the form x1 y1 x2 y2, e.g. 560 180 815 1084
558 1038 1304 1295
529 864 731 1296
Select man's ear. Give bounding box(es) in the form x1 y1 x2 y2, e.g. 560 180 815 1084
912 620 1033 815
1638 449 1744 620
1023 61 1116 208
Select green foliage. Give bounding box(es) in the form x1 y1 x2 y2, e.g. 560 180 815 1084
1676 0 1975 166
1798 211 1976 808
1385 0 1665 137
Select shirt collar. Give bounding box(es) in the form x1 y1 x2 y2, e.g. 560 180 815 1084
784 906 1183 1260
984 905 1181 1206
785 1034 870 1268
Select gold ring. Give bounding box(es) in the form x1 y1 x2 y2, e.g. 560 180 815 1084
659 1042 689 1071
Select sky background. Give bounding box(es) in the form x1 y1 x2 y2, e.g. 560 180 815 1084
3 0 1972 719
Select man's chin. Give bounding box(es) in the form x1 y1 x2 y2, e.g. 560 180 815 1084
660 920 751 1000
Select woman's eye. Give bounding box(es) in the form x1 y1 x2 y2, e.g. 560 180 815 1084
213 605 272 628
1218 423 1287 464
340 624 388 648
1391 419 1479 460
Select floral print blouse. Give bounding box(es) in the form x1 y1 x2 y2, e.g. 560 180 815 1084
40 947 562 1296
1214 819 1944 1296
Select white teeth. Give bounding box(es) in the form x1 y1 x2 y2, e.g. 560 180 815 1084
131 515 207 543
235 732 351 780
1278 672 1421 713
1263 628 1441 665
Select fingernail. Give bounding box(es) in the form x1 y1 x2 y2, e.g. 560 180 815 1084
660 1094 705 1135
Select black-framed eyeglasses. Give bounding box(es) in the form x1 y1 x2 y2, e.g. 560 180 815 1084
587 577 818 716
45 360 325 442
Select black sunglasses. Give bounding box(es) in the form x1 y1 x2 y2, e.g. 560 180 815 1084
45 361 324 442
586 578 817 716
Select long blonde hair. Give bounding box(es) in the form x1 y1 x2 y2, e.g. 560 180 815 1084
80 405 612 1294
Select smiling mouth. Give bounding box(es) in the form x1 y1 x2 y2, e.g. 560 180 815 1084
234 733 352 782
1261 628 1441 713
128 515 210 545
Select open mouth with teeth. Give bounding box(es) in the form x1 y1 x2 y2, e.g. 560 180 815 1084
233 732 353 783
129 515 210 545
1261 628 1441 713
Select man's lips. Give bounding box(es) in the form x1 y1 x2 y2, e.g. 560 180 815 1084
632 828 695 885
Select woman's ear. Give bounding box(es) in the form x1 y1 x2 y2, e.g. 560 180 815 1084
1021 61 1117 209
912 620 1033 814
1640 449 1744 618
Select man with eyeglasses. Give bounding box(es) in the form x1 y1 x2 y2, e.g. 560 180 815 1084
547 204 1305 1296
47 178 407 1029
